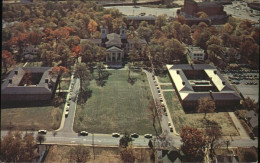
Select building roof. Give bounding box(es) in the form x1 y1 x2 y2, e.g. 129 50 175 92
106 46 123 52
198 2 221 9
106 33 123 46
126 15 156 21
167 64 241 102
188 46 204 53
1 67 57 95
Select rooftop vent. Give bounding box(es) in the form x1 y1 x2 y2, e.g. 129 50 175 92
14 70 18 75
182 81 185 85
9 79 12 84
45 78 49 83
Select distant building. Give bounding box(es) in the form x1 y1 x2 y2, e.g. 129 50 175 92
180 0 229 25
1 67 58 102
23 45 39 60
167 64 241 109
80 26 146 67
125 15 156 28
187 46 205 61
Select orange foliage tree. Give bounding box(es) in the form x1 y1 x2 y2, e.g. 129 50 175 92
88 19 98 37
180 126 207 162
2 50 16 74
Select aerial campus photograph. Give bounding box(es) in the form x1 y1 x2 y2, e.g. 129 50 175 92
0 0 259 162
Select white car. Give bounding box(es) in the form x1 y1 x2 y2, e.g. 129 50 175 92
144 134 152 138
65 111 69 117
80 131 88 136
112 133 120 137
66 106 69 112
38 130 47 134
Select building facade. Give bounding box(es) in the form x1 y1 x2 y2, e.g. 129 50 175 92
187 46 205 61
81 26 147 67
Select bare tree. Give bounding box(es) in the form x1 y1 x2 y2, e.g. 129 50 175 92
197 97 216 120
69 145 90 163
36 134 46 145
147 100 160 137
120 147 135 163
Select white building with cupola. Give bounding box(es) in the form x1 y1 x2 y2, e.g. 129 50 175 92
81 26 146 67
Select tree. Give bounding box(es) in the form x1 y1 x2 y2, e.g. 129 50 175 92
112 18 126 33
241 97 258 112
241 148 258 162
69 145 90 163
2 50 15 74
223 23 234 34
119 132 133 148
181 24 192 44
36 134 46 145
205 120 222 160
103 14 113 32
22 70 33 85
120 147 135 163
49 66 69 92
27 31 42 45
164 38 186 63
74 63 92 93
180 126 207 162
88 19 98 37
1 131 38 162
197 97 216 120
155 14 167 30
147 100 159 137
71 45 82 61
137 26 152 42
197 11 208 19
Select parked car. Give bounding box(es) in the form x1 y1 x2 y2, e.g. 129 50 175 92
130 133 139 138
170 127 173 132
112 133 120 138
168 122 171 126
80 131 88 136
65 111 69 117
66 106 69 111
144 134 152 138
38 130 47 134
165 112 168 116
249 133 255 140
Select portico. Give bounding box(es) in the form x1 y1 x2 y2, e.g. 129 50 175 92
106 46 123 63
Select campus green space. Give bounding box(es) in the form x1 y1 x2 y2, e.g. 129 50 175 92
157 74 171 83
160 85 173 89
1 105 62 131
163 91 239 136
74 70 161 135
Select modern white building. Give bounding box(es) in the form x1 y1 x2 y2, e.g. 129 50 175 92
187 46 205 61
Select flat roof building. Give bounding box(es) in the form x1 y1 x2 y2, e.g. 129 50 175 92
167 64 241 109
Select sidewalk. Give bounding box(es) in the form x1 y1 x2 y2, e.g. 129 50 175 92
228 112 250 140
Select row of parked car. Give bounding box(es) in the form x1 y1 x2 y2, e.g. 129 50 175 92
78 132 153 139
65 79 75 118
222 69 259 73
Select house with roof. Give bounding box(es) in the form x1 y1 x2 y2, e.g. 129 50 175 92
125 15 156 28
187 46 205 61
80 26 146 67
167 64 241 109
1 67 58 102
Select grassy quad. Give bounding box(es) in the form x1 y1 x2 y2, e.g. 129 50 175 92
163 91 239 136
74 70 161 135
1 104 63 131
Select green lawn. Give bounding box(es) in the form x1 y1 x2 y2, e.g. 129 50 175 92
1 105 62 131
157 74 171 83
163 91 239 136
160 85 173 89
74 70 161 135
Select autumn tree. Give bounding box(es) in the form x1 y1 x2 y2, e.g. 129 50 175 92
1 131 38 162
8 32 28 61
181 24 192 44
49 66 69 92
164 38 186 63
27 31 42 45
103 14 113 32
180 126 207 162
155 14 167 30
242 97 258 112
197 11 208 19
240 148 258 162
197 96 216 120
36 134 46 145
74 63 92 94
22 70 33 86
112 18 126 33
205 120 222 160
88 19 98 37
119 132 133 148
120 147 135 163
69 145 90 163
2 50 16 74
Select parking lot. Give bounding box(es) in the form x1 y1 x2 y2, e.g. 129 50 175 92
222 69 259 102
224 1 260 22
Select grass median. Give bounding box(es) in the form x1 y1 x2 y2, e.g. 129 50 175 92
74 70 161 135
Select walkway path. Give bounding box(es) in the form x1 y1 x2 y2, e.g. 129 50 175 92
228 112 250 140
161 89 175 92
